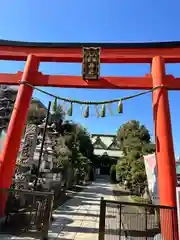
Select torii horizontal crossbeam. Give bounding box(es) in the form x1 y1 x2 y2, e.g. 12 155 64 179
0 72 179 90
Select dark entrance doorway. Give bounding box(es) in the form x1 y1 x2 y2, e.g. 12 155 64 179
97 154 117 175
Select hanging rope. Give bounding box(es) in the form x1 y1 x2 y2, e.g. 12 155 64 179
19 80 164 117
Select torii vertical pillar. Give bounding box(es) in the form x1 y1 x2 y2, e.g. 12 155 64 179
152 56 178 239
0 54 39 216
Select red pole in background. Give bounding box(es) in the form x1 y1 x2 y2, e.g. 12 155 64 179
152 56 178 239
0 54 40 216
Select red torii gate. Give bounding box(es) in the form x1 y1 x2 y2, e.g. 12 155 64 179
0 40 179 238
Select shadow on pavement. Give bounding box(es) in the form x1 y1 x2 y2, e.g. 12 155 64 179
0 183 89 239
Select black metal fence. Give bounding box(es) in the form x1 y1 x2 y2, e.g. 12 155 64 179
0 188 54 240
98 198 177 240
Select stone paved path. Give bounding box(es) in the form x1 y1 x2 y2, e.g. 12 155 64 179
0 177 123 240
48 177 118 240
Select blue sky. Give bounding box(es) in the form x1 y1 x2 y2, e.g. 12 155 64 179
0 0 180 156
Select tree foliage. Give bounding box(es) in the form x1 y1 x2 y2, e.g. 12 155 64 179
51 104 65 125
116 120 155 195
54 119 94 180
117 120 154 155
27 100 94 183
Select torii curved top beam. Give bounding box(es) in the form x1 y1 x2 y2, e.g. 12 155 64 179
0 39 180 63
1 39 180 48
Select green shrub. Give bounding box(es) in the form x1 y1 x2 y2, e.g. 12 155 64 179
110 165 117 183
115 164 121 183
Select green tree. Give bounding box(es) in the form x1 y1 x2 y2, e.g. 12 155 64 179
60 122 94 162
54 120 94 182
76 125 94 160
116 120 155 194
116 158 132 185
117 120 153 155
